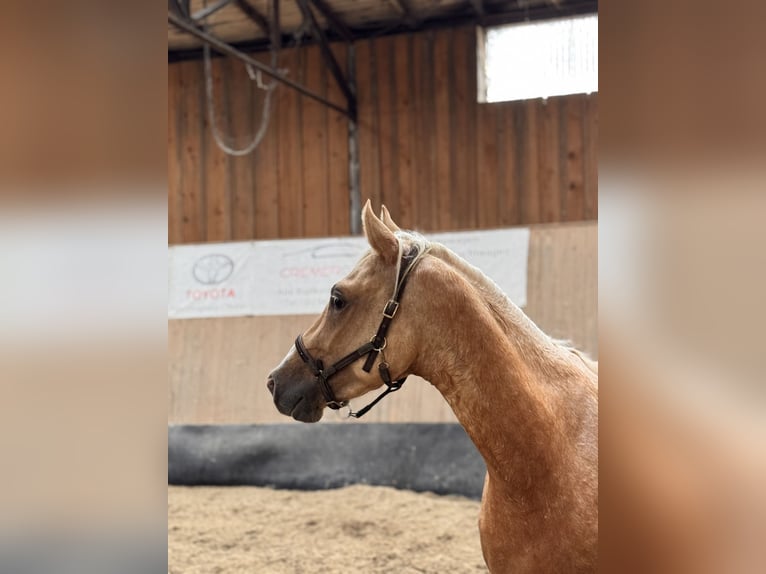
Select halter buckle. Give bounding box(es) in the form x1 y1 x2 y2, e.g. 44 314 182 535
383 300 399 319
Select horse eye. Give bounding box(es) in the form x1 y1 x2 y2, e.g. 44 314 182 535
330 294 346 310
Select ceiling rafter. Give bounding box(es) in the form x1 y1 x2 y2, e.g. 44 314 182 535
386 0 419 29
193 0 236 21
168 10 353 118
309 0 354 43
295 0 357 120
271 0 280 50
169 0 190 18
234 0 271 38
468 0 485 17
169 0 599 57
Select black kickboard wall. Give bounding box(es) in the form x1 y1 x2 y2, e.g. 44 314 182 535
169 423 486 500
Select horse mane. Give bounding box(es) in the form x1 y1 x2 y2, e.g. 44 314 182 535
557 340 599 375
394 229 597 377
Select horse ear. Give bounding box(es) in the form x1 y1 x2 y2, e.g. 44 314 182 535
379 205 402 233
362 200 399 265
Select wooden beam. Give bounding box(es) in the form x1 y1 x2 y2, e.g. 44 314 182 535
309 0 354 43
169 0 190 18
468 0 485 17
193 0 236 21
295 0 357 120
271 0 280 51
234 0 271 37
169 1 599 61
386 0 419 28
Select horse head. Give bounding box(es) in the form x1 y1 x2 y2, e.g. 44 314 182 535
267 200 429 422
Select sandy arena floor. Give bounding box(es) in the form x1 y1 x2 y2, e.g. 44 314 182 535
169 484 487 573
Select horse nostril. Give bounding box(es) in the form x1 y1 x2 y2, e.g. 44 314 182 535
266 376 275 394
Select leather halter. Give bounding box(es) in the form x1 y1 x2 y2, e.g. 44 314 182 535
294 246 422 419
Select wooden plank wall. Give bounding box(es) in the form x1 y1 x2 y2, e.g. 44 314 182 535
355 27 599 231
168 222 597 425
168 43 350 244
168 26 598 244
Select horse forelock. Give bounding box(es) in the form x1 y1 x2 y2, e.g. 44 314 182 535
391 230 431 295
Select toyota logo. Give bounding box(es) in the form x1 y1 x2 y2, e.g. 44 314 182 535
193 254 235 285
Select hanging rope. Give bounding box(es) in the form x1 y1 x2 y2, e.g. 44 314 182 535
203 44 276 156
201 1 281 156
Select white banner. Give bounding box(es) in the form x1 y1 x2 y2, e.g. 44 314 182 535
168 242 254 319
168 228 529 319
252 237 367 316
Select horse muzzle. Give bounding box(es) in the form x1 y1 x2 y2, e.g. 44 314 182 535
267 369 325 423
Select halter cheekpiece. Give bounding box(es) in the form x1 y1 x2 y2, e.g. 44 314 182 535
294 245 423 419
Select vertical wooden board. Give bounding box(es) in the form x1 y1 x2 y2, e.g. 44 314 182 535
375 36 397 216
411 32 434 232
557 96 568 221
584 93 598 219
524 223 598 357
179 60 205 243
169 315 315 424
433 29 452 230
168 316 210 423
465 27 480 230
449 27 478 230
537 97 560 223
494 102 508 225
513 101 528 225
327 42 350 236
563 95 586 221
355 39 380 210
203 57 231 241
227 58 256 241
277 47 304 238
394 34 415 228
168 317 233 423
498 103 520 226
253 50 280 239
476 102 499 229
518 98 540 224
168 319 199 422
301 45 329 237
369 38 382 211
168 63 183 245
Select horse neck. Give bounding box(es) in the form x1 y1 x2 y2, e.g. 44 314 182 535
412 245 596 500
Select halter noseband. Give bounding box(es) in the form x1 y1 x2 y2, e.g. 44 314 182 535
294 245 423 419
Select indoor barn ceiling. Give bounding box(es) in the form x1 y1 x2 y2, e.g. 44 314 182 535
168 0 597 56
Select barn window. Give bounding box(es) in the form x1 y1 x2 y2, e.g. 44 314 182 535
479 14 598 103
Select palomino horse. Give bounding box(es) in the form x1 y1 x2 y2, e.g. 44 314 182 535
267 201 598 573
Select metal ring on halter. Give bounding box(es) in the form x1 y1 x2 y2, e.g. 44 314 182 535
371 336 387 352
326 399 348 410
